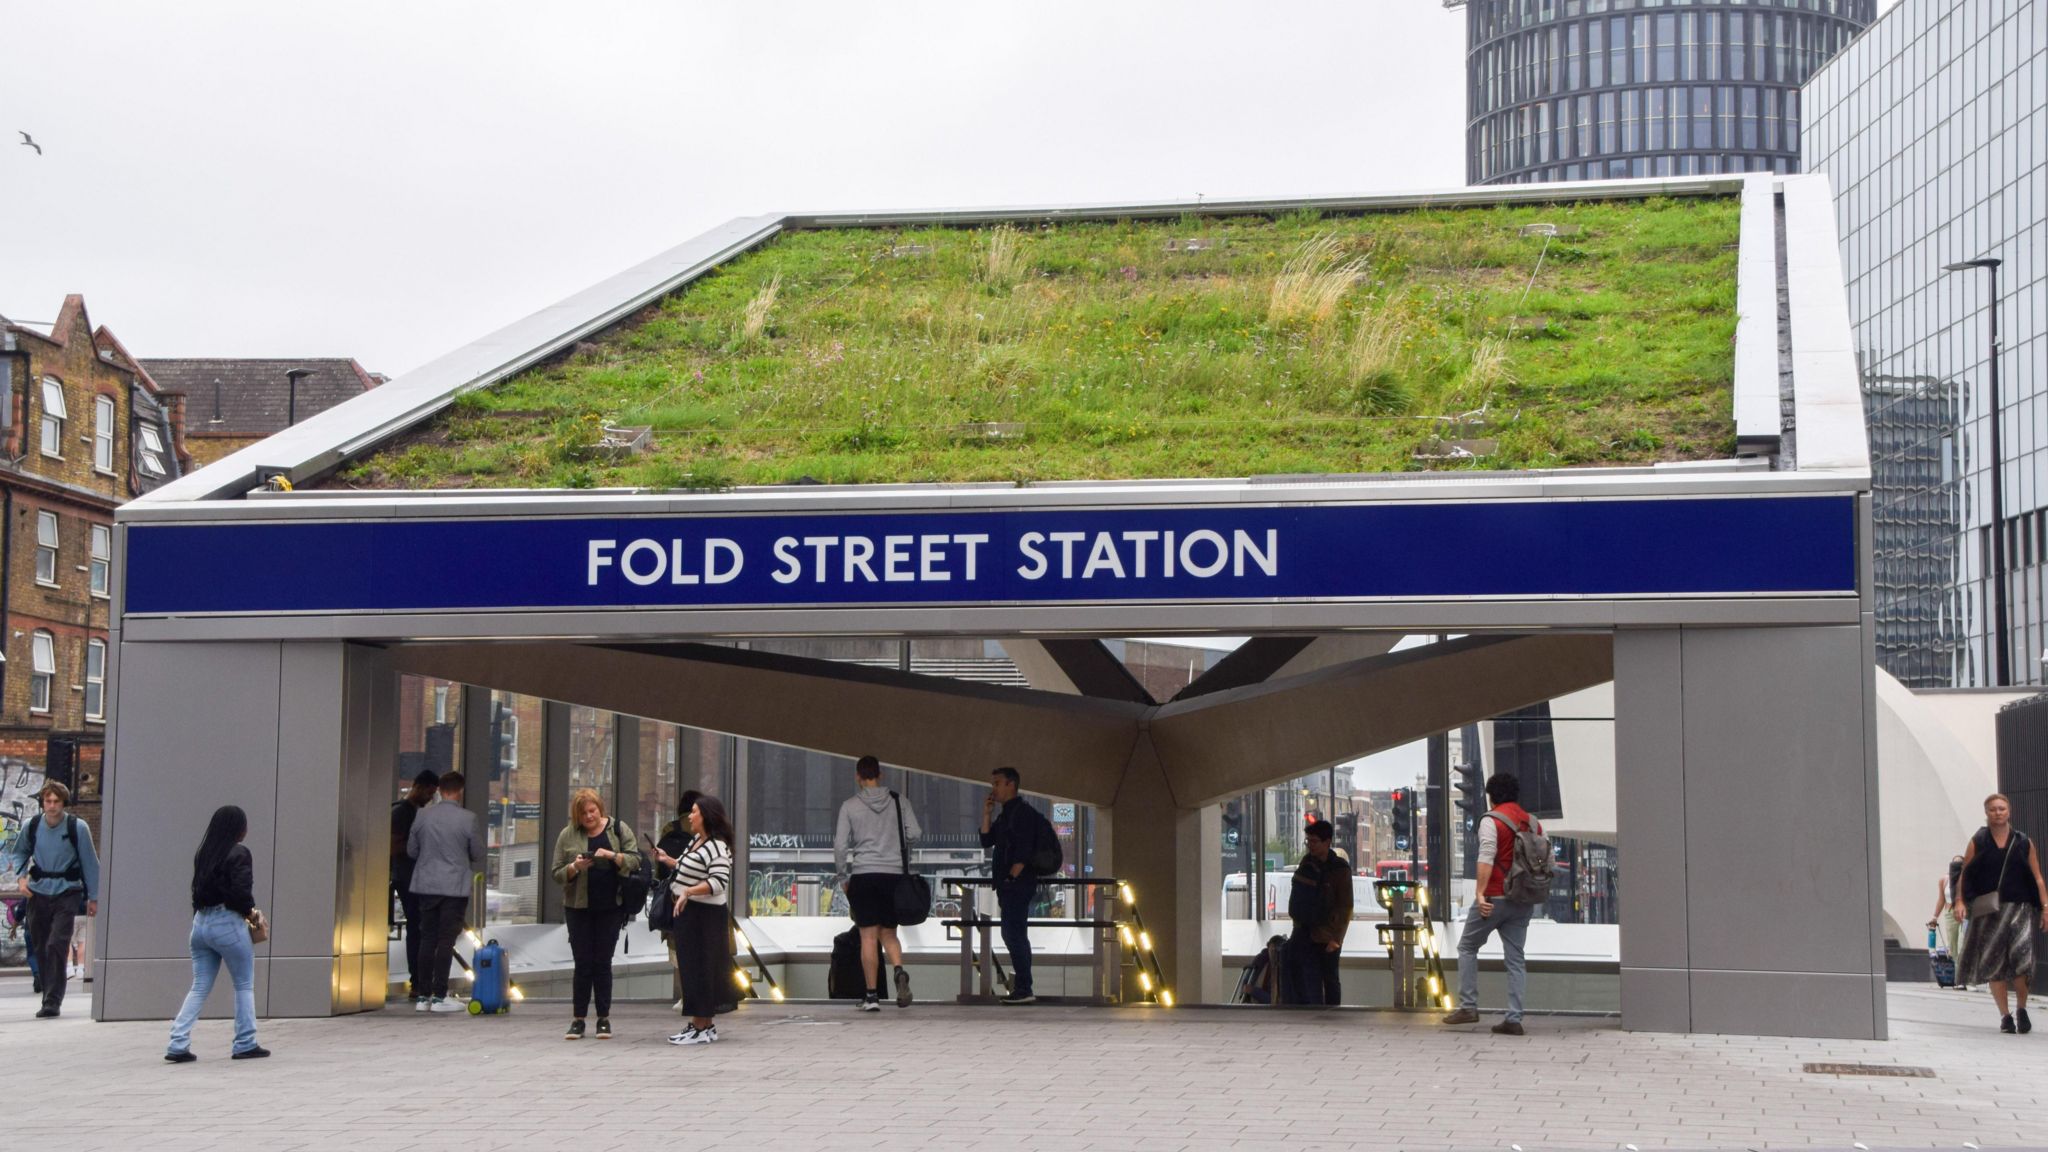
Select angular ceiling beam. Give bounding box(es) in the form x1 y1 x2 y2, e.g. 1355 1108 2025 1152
1150 633 1614 807
390 641 1141 806
1169 634 1406 701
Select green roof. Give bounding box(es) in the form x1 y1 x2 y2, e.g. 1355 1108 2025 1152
342 196 1741 490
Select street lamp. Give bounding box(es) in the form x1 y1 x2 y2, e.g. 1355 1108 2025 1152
1944 257 2006 685
284 366 315 427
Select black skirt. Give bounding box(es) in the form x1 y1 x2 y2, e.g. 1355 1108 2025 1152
673 900 735 1018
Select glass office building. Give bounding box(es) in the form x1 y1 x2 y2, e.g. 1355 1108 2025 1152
1804 0 2047 687
1459 0 1874 185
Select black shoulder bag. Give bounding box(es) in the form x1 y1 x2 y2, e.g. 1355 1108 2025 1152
889 791 931 926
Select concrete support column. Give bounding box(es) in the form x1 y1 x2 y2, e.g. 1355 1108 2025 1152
1105 732 1223 1004
1615 626 1884 1038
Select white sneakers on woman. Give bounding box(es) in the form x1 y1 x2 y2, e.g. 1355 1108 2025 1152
667 1024 718 1045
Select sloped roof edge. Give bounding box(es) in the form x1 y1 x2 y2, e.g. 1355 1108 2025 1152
136 175 1794 506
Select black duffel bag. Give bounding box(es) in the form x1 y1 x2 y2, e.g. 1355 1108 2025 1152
889 791 930 926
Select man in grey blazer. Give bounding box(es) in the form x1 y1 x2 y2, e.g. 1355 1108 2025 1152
406 772 485 1012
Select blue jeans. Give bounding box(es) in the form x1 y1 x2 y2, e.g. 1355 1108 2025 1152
996 877 1035 995
1456 898 1535 1023
168 907 258 1055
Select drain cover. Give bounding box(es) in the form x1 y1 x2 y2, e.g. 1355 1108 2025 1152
1801 1062 1936 1077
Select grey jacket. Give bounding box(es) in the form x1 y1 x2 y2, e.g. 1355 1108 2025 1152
406 799 485 898
834 786 921 878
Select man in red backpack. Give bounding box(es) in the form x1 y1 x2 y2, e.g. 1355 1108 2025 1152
1442 772 1546 1035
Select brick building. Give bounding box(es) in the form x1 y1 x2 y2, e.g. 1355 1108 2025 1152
0 296 188 844
139 358 381 467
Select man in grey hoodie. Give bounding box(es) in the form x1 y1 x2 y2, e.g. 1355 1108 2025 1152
834 755 921 1011
406 772 486 1012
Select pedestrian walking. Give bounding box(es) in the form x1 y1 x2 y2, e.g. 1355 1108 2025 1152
165 805 267 1062
391 769 438 1003
550 788 644 1040
1282 817 1351 1005
1954 793 2048 1033
1929 853 1969 991
6 781 99 1019
668 795 736 1046
980 766 1051 1005
405 771 484 1013
834 755 922 1011
1442 772 1549 1036
649 789 703 1013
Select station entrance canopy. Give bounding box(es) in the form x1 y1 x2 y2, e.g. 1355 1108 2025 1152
103 174 1886 1040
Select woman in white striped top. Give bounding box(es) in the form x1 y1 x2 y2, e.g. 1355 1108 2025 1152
667 796 736 1046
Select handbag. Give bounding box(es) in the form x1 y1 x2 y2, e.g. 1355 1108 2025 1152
889 792 931 927
246 909 270 944
1966 831 2022 920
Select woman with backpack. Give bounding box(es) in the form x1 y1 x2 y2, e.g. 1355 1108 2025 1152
549 788 644 1041
649 789 703 1012
1953 793 2048 1033
667 795 736 1046
165 805 267 1062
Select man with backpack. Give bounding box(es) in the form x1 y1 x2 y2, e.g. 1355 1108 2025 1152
6 781 99 1018
980 766 1058 1005
1442 772 1550 1035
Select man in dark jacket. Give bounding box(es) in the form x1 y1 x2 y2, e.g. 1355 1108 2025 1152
391 770 437 1002
979 766 1040 1005
1284 818 1352 1005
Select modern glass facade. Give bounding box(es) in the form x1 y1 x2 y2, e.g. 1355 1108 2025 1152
1804 0 2048 687
1462 0 1873 185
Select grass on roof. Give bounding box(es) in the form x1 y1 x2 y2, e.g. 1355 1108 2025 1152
343 196 1740 490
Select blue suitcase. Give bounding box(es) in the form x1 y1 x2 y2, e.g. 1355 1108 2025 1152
468 939 511 1015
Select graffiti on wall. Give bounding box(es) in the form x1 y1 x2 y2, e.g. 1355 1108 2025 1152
0 759 48 885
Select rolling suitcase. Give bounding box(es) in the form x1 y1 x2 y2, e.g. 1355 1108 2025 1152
827 927 866 999
468 938 511 1014
1928 926 1956 988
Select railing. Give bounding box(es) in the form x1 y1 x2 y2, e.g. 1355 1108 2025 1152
940 877 1172 1007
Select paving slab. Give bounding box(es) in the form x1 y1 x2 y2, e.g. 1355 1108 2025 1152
3 979 2043 1149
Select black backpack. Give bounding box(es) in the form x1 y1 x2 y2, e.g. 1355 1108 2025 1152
22 814 84 886
610 819 655 920
1024 804 1063 876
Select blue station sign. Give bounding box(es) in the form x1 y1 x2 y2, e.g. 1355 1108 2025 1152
122 495 1858 616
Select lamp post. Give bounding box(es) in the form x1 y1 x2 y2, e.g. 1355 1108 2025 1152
1944 257 2006 685
284 367 315 427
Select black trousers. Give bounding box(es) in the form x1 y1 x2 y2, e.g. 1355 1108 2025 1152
1283 932 1341 1006
415 894 468 999
26 889 83 1010
393 862 425 997
565 905 623 1018
996 877 1036 996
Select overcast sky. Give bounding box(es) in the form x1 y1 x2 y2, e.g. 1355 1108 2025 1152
0 1 1466 375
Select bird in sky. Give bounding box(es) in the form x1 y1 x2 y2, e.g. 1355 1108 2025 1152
18 131 40 155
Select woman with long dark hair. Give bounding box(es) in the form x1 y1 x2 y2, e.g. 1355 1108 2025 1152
667 795 736 1046
649 789 703 1012
166 806 267 1062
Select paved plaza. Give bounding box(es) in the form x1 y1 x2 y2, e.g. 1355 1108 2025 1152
6 979 2044 1151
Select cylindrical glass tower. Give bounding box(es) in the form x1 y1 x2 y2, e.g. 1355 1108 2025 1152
1460 0 1874 185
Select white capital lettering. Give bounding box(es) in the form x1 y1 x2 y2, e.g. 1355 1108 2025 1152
668 538 699 585
954 534 988 580
771 537 801 585
844 536 878 583
1048 531 1086 579
803 537 837 583
920 536 950 581
1180 529 1228 577
883 535 914 582
1120 531 1159 578
1017 532 1048 580
705 538 743 584
620 539 666 586
1081 532 1126 579
587 539 617 585
1233 528 1278 577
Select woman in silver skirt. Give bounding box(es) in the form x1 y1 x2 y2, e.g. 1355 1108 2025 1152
1954 793 2048 1034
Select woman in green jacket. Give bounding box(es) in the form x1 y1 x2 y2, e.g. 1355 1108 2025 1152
550 788 644 1040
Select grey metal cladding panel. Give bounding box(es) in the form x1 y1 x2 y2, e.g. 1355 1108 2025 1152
344 645 399 965
103 642 282 962
272 644 347 959
1686 969 1879 1039
1613 630 1689 971
137 215 787 505
1618 966 1691 1033
1680 626 1874 975
98 957 270 1023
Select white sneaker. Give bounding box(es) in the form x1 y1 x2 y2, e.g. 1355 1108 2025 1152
429 997 463 1013
672 999 683 1011
414 998 431 1012
67 964 83 980
669 1025 716 1045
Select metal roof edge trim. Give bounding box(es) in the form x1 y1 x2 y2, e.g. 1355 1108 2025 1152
1779 173 1872 475
133 214 788 506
